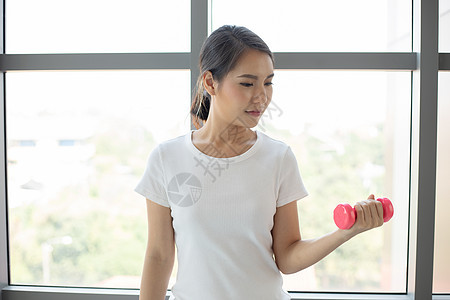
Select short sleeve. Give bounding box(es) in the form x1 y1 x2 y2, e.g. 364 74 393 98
134 145 170 207
276 146 308 207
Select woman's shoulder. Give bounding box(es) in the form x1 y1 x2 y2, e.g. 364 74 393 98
148 132 189 156
256 131 296 163
257 130 290 151
159 132 189 147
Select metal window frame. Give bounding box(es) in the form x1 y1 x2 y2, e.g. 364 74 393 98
1 0 449 299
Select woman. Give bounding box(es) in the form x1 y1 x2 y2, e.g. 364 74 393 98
135 25 384 300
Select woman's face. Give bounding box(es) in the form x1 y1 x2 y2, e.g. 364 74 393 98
213 49 274 129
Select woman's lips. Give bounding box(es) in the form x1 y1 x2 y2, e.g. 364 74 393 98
245 111 262 117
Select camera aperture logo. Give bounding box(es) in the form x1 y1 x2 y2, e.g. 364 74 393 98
167 173 202 207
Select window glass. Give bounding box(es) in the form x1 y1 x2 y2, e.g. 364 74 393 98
211 0 411 52
262 71 410 292
433 72 450 293
6 0 190 53
440 0 450 52
7 70 190 287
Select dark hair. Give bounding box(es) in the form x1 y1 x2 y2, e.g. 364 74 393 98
190 25 274 129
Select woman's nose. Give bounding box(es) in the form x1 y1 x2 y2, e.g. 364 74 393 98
254 86 268 103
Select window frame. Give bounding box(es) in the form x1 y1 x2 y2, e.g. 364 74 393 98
1 0 449 299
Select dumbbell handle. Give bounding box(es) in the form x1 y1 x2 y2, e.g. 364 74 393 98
333 197 394 230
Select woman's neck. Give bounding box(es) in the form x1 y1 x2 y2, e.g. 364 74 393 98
192 115 257 157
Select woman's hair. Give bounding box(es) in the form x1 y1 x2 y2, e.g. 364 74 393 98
190 25 274 129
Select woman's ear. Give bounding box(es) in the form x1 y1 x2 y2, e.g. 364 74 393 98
202 71 217 96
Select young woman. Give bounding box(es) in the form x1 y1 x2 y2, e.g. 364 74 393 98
135 25 385 300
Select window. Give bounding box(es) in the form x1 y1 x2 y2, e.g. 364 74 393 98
434 72 450 293
265 71 410 292
6 0 191 53
7 70 189 287
211 0 412 52
440 0 450 52
433 0 450 293
0 0 446 299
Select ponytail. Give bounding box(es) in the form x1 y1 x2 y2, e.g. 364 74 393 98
190 76 211 129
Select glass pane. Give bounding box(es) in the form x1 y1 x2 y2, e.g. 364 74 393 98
6 0 190 54
260 71 410 292
434 72 450 293
211 0 411 52
440 0 450 52
7 70 190 287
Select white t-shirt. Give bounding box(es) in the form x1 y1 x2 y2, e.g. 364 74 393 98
135 129 308 300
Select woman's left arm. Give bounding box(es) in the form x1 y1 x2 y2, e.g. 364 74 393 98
271 194 384 275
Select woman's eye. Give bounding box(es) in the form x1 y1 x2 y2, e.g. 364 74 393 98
265 82 273 86
240 83 253 87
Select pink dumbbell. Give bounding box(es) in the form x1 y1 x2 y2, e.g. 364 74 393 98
333 197 394 230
